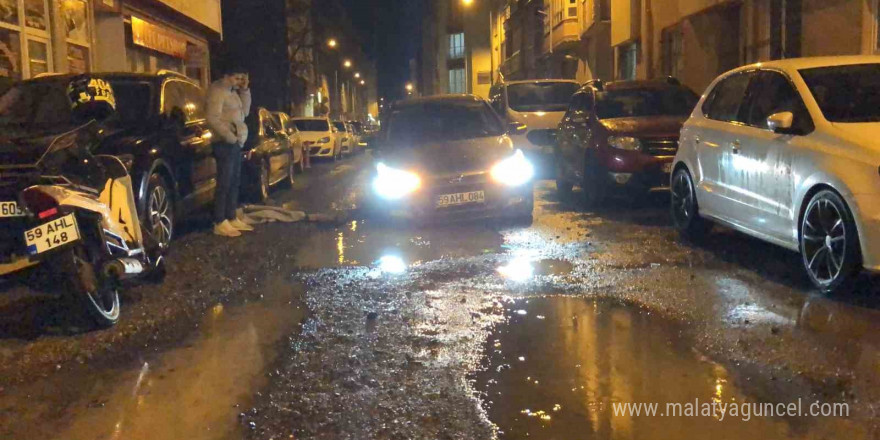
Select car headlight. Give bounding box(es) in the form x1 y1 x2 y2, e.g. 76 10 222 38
373 163 421 200
490 149 534 187
317 136 331 144
608 136 642 151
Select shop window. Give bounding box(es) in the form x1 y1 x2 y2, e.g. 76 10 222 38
23 0 45 30
27 39 47 75
0 0 19 26
0 28 21 80
61 0 90 74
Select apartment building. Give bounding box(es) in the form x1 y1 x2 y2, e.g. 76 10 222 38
489 0 880 94
420 0 493 99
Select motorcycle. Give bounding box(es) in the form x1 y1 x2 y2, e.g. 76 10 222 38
0 121 165 327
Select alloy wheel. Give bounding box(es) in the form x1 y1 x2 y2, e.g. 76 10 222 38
802 197 847 285
671 170 694 226
148 185 173 248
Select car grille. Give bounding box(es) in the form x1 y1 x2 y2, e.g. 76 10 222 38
526 129 556 147
642 138 678 156
309 146 323 155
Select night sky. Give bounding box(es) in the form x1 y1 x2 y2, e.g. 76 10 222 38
339 0 425 102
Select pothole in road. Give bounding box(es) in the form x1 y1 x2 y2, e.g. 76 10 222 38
2 275 305 440
475 296 795 439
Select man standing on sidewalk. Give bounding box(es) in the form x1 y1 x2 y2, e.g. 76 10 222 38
207 63 255 237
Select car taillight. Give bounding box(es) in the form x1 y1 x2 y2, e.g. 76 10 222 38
21 188 58 218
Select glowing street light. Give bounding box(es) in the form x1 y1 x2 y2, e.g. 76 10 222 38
327 38 338 48
344 60 352 68
360 80 366 85
354 72 361 79
405 83 414 92
462 0 473 6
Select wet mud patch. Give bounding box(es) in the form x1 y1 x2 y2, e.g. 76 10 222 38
474 296 851 439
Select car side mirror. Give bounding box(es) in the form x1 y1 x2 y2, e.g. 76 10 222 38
767 111 794 133
508 121 527 135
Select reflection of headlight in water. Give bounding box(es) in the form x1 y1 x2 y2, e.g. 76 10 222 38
490 150 534 187
378 255 407 274
373 163 421 200
497 257 534 282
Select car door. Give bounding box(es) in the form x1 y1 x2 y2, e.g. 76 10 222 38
162 80 214 212
690 71 756 221
280 113 302 165
562 91 595 181
733 70 813 242
260 110 287 181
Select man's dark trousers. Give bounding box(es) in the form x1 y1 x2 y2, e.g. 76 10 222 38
213 142 242 224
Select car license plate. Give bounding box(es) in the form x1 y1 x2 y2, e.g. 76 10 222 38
436 190 486 207
662 162 674 173
24 214 80 255
0 201 25 218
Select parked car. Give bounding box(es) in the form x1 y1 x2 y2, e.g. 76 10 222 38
555 78 699 205
489 79 581 173
273 111 306 173
0 71 215 250
368 95 534 222
673 56 880 293
241 108 295 201
294 117 341 161
348 121 366 152
333 120 354 155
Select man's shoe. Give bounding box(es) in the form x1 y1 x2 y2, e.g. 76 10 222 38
229 218 255 231
213 220 241 237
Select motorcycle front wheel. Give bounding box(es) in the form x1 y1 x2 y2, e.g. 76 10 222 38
65 246 120 328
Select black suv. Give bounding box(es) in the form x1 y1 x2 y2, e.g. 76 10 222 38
0 71 215 249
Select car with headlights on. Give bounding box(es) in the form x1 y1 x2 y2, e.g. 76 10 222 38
368 95 534 222
294 117 341 161
673 56 880 293
555 78 698 206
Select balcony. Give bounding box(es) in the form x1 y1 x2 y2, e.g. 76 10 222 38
543 18 580 54
501 51 522 78
582 0 611 36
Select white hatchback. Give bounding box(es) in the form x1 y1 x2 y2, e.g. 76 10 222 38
672 56 880 293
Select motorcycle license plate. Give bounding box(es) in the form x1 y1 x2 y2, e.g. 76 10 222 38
0 201 25 218
436 190 485 207
24 214 81 255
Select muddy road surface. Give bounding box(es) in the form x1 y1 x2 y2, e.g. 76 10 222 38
1 152 879 440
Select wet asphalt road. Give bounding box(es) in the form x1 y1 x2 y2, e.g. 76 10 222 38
1 151 880 439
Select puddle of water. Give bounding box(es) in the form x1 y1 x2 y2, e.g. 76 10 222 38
476 296 797 439
3 276 304 440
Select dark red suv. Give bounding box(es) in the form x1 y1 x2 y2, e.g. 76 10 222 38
554 78 698 205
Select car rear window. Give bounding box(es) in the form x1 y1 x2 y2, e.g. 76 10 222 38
799 63 880 123
294 119 329 131
596 86 698 119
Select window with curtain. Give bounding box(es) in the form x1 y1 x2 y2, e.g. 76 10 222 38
449 33 464 59
449 68 465 94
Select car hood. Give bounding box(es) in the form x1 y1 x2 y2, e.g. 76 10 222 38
599 116 687 138
299 131 333 142
508 110 567 130
381 136 514 177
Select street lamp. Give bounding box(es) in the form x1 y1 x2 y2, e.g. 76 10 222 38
462 0 473 6
360 80 366 85
405 83 414 92
354 72 361 79
327 38 338 48
344 60 352 68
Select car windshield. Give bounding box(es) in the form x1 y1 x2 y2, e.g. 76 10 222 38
294 119 330 131
506 82 580 112
0 79 152 136
799 64 880 123
595 87 698 119
386 101 505 145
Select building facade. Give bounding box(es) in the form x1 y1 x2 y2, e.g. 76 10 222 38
420 0 493 99
489 0 880 94
0 0 219 85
